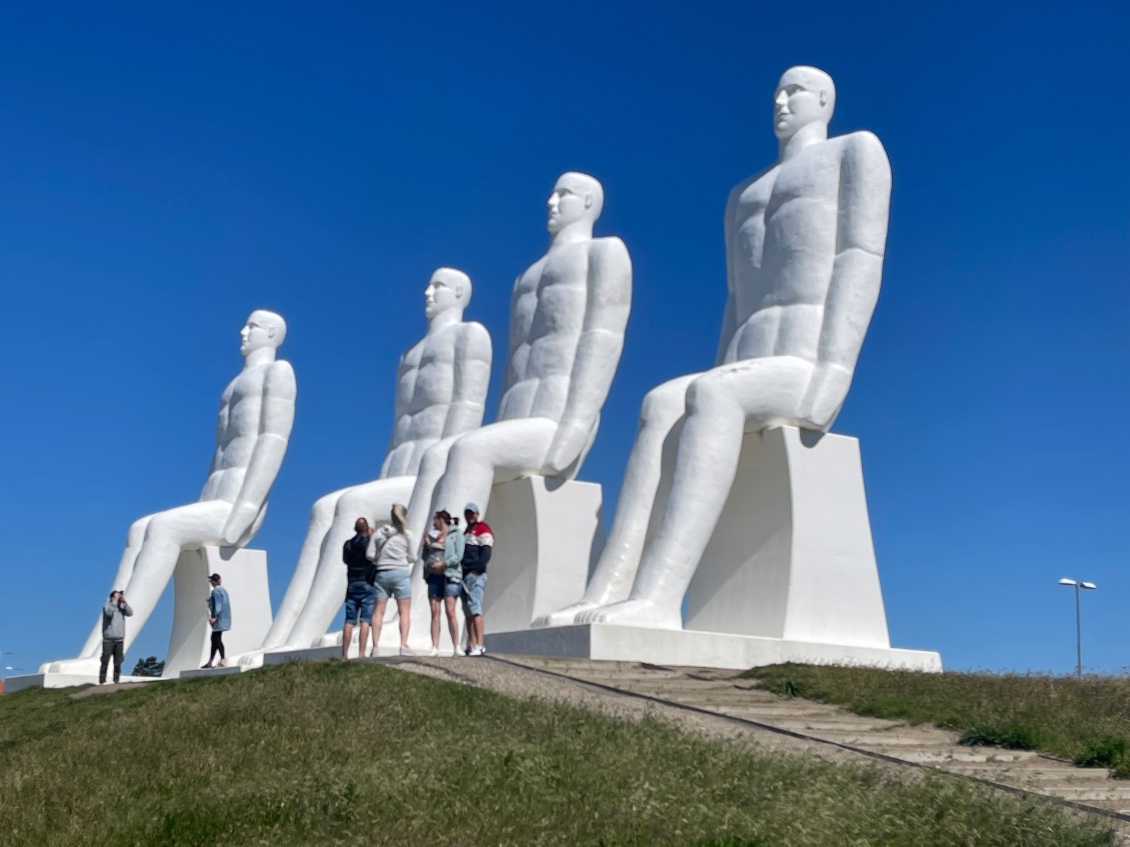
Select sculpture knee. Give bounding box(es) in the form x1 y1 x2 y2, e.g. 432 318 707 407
685 375 737 418
418 443 450 481
447 438 489 476
311 493 339 524
640 383 686 429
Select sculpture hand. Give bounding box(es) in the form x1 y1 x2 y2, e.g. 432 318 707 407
220 502 260 546
543 424 587 477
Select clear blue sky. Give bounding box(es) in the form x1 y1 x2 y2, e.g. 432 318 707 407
1 2 1126 677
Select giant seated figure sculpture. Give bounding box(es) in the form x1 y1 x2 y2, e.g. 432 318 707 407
525 69 939 670
400 172 632 646
239 268 491 666
41 310 296 678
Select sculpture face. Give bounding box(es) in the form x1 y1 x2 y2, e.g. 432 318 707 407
240 310 284 355
424 268 469 319
773 67 833 140
547 174 596 234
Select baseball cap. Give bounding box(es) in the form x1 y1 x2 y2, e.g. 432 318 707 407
464 502 480 514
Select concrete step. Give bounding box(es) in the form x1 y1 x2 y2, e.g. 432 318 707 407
873 747 1032 764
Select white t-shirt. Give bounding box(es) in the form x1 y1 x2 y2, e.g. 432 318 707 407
366 526 415 570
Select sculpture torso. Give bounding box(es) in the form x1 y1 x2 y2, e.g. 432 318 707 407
724 133 868 365
382 322 487 478
497 241 593 423
201 362 277 503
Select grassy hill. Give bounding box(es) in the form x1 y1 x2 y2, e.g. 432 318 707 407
0 660 1117 846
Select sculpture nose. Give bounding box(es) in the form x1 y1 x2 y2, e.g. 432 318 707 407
775 89 788 107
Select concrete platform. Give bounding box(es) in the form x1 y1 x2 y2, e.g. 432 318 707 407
486 622 942 672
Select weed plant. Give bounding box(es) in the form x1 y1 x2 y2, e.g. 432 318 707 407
0 661 1115 846
745 664 1130 775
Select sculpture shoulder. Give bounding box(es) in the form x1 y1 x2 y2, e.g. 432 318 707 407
590 235 631 270
264 360 297 396
454 321 492 359
837 131 891 179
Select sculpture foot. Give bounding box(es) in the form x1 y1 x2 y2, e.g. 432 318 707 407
39 656 101 676
576 599 682 630
317 631 344 648
532 601 602 628
238 651 267 670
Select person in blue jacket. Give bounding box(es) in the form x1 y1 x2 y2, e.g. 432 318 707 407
203 573 231 668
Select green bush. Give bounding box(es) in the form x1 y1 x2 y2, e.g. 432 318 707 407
1074 736 1128 768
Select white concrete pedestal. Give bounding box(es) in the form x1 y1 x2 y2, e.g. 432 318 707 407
487 427 941 671
164 546 273 678
483 476 605 633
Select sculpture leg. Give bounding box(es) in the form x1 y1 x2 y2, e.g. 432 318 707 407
119 501 232 654
405 437 459 552
401 419 557 648
258 488 347 651
535 376 695 627
270 477 415 657
77 515 156 658
583 359 811 629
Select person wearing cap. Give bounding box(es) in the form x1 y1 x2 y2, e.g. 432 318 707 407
99 590 133 684
460 503 493 656
202 574 231 668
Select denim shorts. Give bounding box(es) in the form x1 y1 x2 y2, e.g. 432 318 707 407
373 568 413 601
462 572 488 617
426 572 463 600
344 580 376 624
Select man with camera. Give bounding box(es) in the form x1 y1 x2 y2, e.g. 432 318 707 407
100 590 133 684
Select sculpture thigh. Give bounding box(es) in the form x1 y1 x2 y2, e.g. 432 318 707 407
284 476 416 649
117 500 233 653
628 355 813 606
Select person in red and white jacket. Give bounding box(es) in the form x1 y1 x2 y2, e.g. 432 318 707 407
461 503 493 656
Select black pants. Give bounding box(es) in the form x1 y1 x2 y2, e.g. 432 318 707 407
100 639 123 684
209 630 226 663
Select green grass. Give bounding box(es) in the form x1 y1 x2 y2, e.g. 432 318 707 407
0 661 1117 846
744 664 1130 773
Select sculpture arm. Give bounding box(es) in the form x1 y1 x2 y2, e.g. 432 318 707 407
378 350 413 478
716 184 743 366
442 322 492 438
799 133 891 430
544 238 633 475
219 361 298 544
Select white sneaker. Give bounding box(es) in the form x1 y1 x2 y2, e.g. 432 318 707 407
468 645 484 657
399 647 414 657
429 647 440 658
452 650 462 658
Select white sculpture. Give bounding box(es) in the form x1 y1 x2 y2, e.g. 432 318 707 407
42 310 296 674
239 268 491 666
539 66 892 631
401 172 632 630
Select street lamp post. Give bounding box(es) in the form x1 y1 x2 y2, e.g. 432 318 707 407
1058 578 1097 678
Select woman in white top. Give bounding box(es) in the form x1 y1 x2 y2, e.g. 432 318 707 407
366 503 415 656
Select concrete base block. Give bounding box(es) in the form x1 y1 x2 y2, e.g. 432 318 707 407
164 546 274 678
482 476 605 633
486 623 941 672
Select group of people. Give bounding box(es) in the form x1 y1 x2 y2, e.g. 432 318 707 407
341 502 493 658
97 573 229 683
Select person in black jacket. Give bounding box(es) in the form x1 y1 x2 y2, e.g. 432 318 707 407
341 518 375 658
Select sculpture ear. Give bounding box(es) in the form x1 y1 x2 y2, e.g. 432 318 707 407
584 194 594 210
267 326 277 339
819 89 829 108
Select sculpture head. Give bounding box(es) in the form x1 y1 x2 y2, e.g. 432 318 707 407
547 172 604 235
240 310 287 356
773 66 836 141
424 267 472 319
